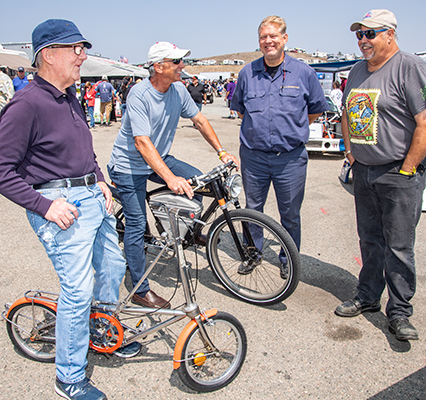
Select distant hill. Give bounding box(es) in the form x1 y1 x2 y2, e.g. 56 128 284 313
184 51 323 75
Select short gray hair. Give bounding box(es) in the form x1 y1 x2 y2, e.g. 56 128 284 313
34 51 44 70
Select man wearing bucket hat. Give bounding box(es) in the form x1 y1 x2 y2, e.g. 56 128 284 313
335 10 426 341
0 19 134 399
108 41 238 309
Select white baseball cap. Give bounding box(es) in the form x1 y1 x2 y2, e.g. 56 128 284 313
145 41 190 67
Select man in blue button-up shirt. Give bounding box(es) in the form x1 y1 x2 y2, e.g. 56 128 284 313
231 15 328 277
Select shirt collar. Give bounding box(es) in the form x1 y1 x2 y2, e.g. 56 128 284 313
34 74 73 99
253 53 291 74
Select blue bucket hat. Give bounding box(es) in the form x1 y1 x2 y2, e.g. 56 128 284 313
31 19 92 67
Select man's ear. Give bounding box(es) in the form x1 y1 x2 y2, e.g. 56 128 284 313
153 63 163 74
41 48 54 66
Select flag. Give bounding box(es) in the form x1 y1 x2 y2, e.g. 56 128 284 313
119 55 129 64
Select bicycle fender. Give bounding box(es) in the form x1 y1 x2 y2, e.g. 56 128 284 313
6 297 57 318
173 308 217 369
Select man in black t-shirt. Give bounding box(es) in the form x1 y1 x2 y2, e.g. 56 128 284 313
187 75 206 112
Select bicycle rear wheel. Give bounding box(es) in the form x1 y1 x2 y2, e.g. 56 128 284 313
6 302 56 363
176 312 246 392
206 209 300 305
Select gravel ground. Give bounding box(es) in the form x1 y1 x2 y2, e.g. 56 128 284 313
0 99 425 400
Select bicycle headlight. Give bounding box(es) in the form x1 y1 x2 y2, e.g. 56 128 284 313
224 174 243 198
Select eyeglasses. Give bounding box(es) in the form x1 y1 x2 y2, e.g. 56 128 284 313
163 58 183 65
49 44 87 56
355 28 388 40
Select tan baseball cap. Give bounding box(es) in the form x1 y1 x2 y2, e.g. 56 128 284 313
350 9 397 32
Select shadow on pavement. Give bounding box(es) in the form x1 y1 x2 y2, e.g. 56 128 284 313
367 366 426 399
123 249 288 311
300 254 411 353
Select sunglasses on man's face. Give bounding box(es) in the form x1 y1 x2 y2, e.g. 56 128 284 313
356 28 388 40
163 58 183 65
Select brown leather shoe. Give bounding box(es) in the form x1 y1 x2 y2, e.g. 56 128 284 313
132 290 171 309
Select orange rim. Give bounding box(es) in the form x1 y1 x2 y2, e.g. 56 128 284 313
89 312 124 353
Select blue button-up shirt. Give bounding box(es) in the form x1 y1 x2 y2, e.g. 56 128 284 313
231 54 328 153
13 76 29 91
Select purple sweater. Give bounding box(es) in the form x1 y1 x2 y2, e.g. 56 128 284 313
0 74 104 217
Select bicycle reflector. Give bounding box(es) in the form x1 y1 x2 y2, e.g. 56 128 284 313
224 174 243 199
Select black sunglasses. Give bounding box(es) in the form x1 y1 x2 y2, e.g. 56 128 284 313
163 58 183 65
356 28 388 40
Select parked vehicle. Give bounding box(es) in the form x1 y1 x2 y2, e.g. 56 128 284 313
306 60 360 153
306 95 344 153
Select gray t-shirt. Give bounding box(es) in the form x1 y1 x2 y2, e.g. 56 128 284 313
343 51 426 165
109 79 199 174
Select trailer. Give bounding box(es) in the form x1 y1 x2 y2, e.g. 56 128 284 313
306 95 345 152
306 60 360 153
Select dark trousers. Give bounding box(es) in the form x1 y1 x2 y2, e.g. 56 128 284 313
240 143 308 253
353 160 425 320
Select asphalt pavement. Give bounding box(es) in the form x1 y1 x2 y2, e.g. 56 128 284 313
0 98 425 399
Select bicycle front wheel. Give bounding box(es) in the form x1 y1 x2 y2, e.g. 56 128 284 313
6 302 56 363
176 312 246 392
206 209 300 305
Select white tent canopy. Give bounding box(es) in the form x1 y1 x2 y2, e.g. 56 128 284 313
0 46 36 72
80 55 148 79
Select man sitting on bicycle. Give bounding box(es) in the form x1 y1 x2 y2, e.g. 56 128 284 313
108 41 238 309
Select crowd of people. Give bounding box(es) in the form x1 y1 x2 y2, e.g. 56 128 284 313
0 8 425 399
0 66 32 112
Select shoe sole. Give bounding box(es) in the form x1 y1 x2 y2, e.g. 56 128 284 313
113 347 141 358
55 385 71 400
388 326 419 341
335 304 381 317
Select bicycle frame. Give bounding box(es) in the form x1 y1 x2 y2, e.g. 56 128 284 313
143 162 256 262
3 203 220 363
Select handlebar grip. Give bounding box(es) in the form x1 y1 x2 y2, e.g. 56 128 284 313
177 209 196 219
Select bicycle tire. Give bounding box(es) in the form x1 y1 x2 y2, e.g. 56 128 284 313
176 311 246 392
6 302 56 363
206 209 300 305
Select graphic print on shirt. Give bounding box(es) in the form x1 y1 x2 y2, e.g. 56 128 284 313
346 88 381 145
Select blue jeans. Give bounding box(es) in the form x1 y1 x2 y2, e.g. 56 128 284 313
352 160 425 320
27 184 126 384
108 155 201 296
88 106 94 128
240 144 308 253
121 103 127 117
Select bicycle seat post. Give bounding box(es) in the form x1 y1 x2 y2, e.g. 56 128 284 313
167 206 197 309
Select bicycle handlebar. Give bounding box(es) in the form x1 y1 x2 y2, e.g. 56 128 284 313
187 161 236 187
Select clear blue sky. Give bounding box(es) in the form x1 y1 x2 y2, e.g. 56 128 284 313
2 0 425 64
